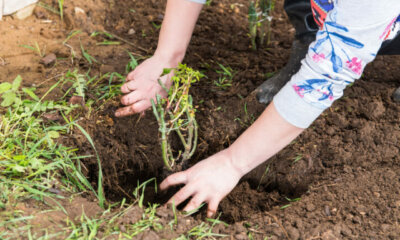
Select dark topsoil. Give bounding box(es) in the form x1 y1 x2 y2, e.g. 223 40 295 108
2 0 400 239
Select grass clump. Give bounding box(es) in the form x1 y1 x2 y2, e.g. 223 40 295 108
0 75 104 212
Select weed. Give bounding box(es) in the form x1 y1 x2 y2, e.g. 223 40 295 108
265 71 275 78
58 0 64 22
94 72 125 102
151 64 203 170
285 197 301 202
152 22 162 30
0 76 101 215
126 52 139 74
257 164 269 190
120 204 163 238
293 154 302 164
72 123 105 209
234 102 255 127
80 40 97 65
132 178 157 208
20 42 46 57
60 69 88 103
183 203 206 216
177 216 228 239
213 63 235 90
280 204 291 209
91 31 121 46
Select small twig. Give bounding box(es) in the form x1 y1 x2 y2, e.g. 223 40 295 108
116 184 134 200
248 228 265 234
36 72 65 87
265 212 290 240
104 31 150 54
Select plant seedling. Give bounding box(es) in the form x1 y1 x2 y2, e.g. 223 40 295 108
248 0 275 50
20 42 46 57
259 0 275 46
213 63 235 90
58 0 64 22
151 64 203 170
248 1 258 50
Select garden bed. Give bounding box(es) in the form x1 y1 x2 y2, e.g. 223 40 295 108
1 0 400 238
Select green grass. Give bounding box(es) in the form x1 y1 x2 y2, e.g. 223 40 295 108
58 0 64 22
20 42 46 57
213 63 235 90
0 62 229 238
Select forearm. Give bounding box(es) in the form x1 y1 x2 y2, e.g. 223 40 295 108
227 102 304 176
154 0 203 64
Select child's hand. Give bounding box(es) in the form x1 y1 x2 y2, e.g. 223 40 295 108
160 149 243 218
115 55 176 117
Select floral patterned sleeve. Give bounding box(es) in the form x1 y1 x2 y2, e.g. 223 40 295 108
274 0 400 128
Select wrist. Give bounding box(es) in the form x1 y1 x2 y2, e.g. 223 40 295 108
223 147 248 178
154 48 185 67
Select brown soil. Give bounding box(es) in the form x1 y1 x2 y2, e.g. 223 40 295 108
2 0 400 239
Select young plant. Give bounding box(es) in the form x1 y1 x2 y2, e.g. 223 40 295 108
259 0 275 46
20 42 46 57
248 1 258 51
213 63 235 90
248 0 275 50
61 69 88 102
151 64 203 170
58 0 64 22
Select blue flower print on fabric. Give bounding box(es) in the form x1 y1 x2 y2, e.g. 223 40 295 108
293 79 334 102
311 20 364 73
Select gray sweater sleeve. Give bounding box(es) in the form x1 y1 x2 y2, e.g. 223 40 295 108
186 0 206 4
274 0 400 128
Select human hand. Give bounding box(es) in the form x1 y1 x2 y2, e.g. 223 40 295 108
159 149 244 218
115 55 177 117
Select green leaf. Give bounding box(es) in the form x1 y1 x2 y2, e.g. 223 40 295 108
13 155 26 161
48 131 60 139
1 92 17 107
0 82 12 94
12 75 22 91
162 68 172 76
22 88 39 101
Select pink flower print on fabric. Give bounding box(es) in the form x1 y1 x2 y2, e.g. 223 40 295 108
380 17 397 40
315 88 334 101
293 84 304 98
346 57 362 75
312 53 325 63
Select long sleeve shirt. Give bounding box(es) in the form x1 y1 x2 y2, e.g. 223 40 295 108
274 0 400 128
188 0 400 128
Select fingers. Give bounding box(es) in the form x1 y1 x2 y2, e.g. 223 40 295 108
115 100 148 117
127 71 135 81
121 80 138 94
168 185 194 207
121 90 142 106
183 193 206 213
207 199 219 218
160 171 188 191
